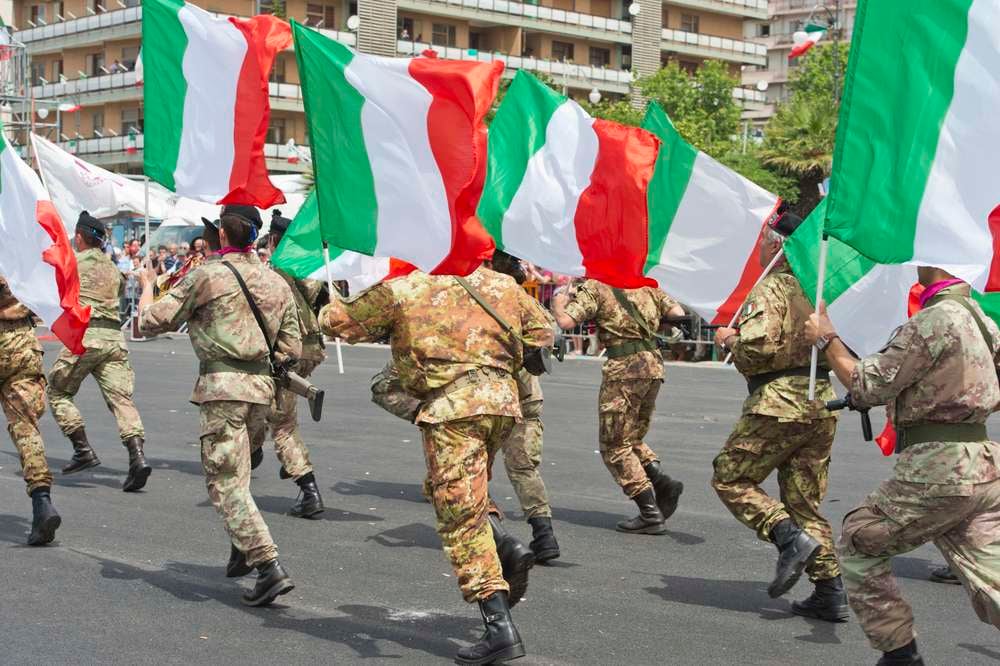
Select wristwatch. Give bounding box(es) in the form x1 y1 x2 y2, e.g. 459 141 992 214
816 334 840 352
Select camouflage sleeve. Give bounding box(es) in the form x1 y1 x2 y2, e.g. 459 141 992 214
139 270 198 335
729 279 787 376
319 283 395 343
850 318 935 409
296 278 325 310
275 284 302 366
517 286 555 349
562 281 599 325
655 290 681 318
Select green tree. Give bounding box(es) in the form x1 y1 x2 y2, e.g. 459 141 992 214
579 99 642 127
271 0 286 19
718 146 799 206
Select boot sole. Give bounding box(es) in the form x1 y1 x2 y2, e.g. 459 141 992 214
533 548 561 564
122 466 152 493
656 481 684 521
62 459 101 475
27 514 61 546
241 579 295 607
790 603 850 623
289 504 325 519
929 573 962 586
455 641 526 665
504 552 535 607
615 523 668 535
768 543 821 599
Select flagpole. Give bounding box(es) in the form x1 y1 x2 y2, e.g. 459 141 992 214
322 241 344 374
808 235 829 401
722 248 784 364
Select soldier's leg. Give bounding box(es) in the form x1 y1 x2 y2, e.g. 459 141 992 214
267 385 313 480
501 400 551 519
91 347 144 440
628 380 661 466
2 367 52 495
200 400 278 568
46 347 98 436
598 380 653 498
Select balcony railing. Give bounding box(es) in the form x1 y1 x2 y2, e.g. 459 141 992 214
59 134 303 163
662 28 767 58
32 72 309 104
732 87 766 103
403 0 631 35
14 6 141 43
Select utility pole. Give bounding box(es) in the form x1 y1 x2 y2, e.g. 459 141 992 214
831 0 842 104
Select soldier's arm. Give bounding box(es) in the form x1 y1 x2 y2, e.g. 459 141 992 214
656 290 686 320
729 281 787 375
318 283 395 343
517 287 555 349
275 289 302 366
138 268 197 335
849 320 936 409
554 282 598 330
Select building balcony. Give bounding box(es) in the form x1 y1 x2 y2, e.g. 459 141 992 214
667 0 767 20
732 86 766 104
661 28 767 65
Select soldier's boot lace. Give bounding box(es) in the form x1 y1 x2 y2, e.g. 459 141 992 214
121 436 151 492
488 513 534 607
616 488 668 535
929 565 961 585
455 591 525 665
226 543 253 578
62 428 100 475
250 446 264 470
768 518 821 598
643 461 684 521
877 639 925 666
790 575 850 622
289 472 325 519
527 516 561 564
241 559 295 607
27 487 61 546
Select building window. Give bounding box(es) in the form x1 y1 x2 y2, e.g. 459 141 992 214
431 23 456 47
588 47 610 68
271 55 286 83
51 60 63 81
257 0 274 14
306 4 334 27
121 107 143 134
30 62 46 85
267 118 286 144
86 53 105 77
551 40 575 62
29 5 46 23
121 46 139 71
679 60 698 75
54 1 64 18
124 0 139 7
759 23 770 38
680 13 699 33
620 44 631 70
397 17 414 39
91 111 104 136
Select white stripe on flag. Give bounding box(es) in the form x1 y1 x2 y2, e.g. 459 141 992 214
305 251 391 294
829 263 917 356
501 101 595 276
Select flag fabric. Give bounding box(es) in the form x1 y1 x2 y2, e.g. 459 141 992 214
824 0 1000 298
640 103 780 325
293 21 502 276
142 0 290 207
0 126 90 353
478 71 661 289
788 23 826 59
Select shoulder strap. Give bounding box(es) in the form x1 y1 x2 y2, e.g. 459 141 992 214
454 276 530 346
611 287 666 342
938 294 997 356
222 261 277 368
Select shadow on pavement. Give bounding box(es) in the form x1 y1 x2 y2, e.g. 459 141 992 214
332 479 428 504
645 573 794 619
0 513 33 546
254 495 384 523
365 522 441 550
2 450 128 491
551 506 705 545
957 643 1000 661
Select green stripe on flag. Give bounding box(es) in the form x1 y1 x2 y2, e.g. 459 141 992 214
271 190 329 279
292 21 378 252
477 71 563 247
641 103 697 275
142 0 188 191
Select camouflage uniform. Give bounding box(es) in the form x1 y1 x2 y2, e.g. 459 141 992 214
47 248 144 441
320 267 554 602
140 252 301 568
0 279 52 495
711 264 839 582
562 281 678 498
837 284 1000 652
263 270 325 480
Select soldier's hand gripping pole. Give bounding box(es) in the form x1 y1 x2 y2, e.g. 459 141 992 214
825 394 872 441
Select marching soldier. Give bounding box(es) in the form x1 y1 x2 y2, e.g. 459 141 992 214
137 206 301 607
710 208 846 618
807 268 1000 665
320 265 554 665
0 277 61 545
47 212 150 492
552 280 685 534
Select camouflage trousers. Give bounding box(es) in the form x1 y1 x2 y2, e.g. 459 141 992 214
712 415 840 582
839 476 1000 652
200 400 277 568
263 359 319 480
598 379 661 498
0 323 52 495
421 415 514 603
497 400 551 519
47 343 144 441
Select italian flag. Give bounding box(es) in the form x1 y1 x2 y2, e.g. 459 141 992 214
477 71 661 289
788 23 826 59
142 0 291 207
293 21 502 276
0 124 90 353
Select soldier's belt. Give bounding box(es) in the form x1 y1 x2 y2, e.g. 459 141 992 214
604 339 657 359
424 367 511 402
199 358 271 376
88 317 122 331
746 366 829 395
896 422 988 453
0 316 33 331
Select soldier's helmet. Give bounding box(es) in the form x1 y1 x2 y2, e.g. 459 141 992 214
491 249 527 285
76 210 107 243
220 204 264 243
270 209 293 236
765 202 804 237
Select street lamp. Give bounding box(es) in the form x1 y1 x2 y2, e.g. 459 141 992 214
588 88 601 105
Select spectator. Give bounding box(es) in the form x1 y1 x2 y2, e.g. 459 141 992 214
117 238 141 273
191 237 205 256
415 32 423 42
178 242 190 258
257 247 271 263
166 243 179 269
400 27 410 40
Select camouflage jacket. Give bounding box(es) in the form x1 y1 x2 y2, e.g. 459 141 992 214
563 280 677 381
272 267 326 364
140 252 301 405
730 264 833 421
320 267 554 424
0 277 31 321
851 283 1000 485
77 248 125 349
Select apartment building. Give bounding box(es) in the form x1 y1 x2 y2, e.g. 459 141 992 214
10 0 769 174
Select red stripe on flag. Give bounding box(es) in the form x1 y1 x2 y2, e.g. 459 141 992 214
408 58 504 276
788 40 817 60
222 15 291 209
985 204 1000 292
572 119 659 288
710 225 767 326
35 200 90 354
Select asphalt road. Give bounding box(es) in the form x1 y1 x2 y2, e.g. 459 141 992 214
1 339 998 665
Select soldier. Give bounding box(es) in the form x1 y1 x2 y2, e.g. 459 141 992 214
258 210 324 519
551 280 686 534
320 266 554 665
806 268 1000 665
709 209 845 618
0 277 61 545
47 212 150 492
137 205 301 607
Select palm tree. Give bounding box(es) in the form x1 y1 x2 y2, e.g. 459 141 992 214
760 98 837 217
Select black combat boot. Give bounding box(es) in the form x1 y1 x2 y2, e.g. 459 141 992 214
877 640 925 665
527 516 560 564
488 514 535 607
791 575 850 622
289 472 325 519
62 428 100 475
768 518 821 598
643 461 684 521
250 446 264 470
27 487 61 546
455 591 526 665
226 544 252 578
241 559 295 607
121 436 152 492
616 488 668 535
279 466 292 480
929 565 961 585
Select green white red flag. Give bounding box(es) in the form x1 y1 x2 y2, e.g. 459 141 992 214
788 23 826 59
